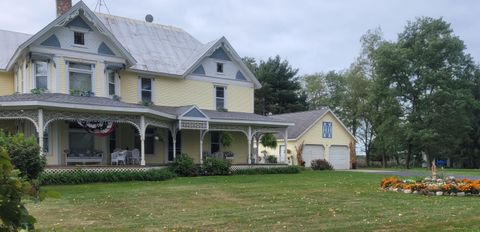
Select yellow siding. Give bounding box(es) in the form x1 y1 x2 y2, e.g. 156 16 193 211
227 132 249 164
154 77 213 109
228 85 254 113
95 61 103 96
57 57 67 93
119 71 138 103
145 128 167 164
260 112 355 164
0 72 14 96
181 130 201 163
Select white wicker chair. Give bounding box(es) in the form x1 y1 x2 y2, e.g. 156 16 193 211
130 149 140 165
111 151 127 165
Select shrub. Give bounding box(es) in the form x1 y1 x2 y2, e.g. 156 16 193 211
265 155 278 164
232 166 301 175
168 153 198 177
0 148 37 231
0 131 46 180
202 157 231 176
310 159 333 170
260 133 277 149
39 168 176 185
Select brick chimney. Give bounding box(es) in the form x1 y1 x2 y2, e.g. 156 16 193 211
56 0 72 17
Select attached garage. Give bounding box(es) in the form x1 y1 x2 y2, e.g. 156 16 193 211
303 145 325 167
329 145 349 169
264 109 357 169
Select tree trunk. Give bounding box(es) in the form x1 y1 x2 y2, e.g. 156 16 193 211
405 143 412 169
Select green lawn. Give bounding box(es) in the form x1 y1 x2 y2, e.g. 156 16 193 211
359 167 480 177
28 171 480 231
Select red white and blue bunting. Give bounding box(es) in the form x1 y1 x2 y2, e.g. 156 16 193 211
77 121 116 136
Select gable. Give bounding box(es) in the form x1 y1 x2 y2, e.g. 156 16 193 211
66 16 92 30
192 64 206 75
98 42 115 55
209 47 231 61
184 108 207 118
40 34 61 48
298 111 355 144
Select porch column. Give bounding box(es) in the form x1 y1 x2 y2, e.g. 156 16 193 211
38 109 44 156
140 115 146 166
199 130 204 165
255 135 260 162
248 126 252 164
284 128 288 164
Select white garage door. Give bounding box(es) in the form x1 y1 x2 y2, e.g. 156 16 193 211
303 145 325 167
329 145 349 170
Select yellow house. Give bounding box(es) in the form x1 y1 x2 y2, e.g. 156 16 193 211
258 109 356 169
0 1 292 167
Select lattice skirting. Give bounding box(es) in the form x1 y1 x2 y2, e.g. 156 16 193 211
44 164 289 174
43 166 167 174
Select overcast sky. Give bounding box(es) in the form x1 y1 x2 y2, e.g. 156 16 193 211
0 0 478 75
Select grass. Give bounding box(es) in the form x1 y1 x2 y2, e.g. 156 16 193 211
359 167 480 176
28 171 480 231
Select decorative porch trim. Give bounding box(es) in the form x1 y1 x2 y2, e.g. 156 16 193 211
0 109 39 132
43 110 142 132
144 116 171 129
179 120 208 130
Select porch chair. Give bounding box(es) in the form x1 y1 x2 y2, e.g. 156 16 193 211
130 149 140 165
111 151 127 165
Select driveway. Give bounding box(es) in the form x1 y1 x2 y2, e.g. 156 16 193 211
347 169 480 180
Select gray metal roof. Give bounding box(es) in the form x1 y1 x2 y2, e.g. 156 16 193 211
0 93 289 125
96 13 213 76
0 93 143 109
0 30 31 70
269 109 329 139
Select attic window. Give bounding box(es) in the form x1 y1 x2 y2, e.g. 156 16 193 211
216 62 224 73
74 31 85 45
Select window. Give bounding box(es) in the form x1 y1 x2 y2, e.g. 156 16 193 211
168 131 182 162
216 62 224 73
215 86 225 110
69 123 95 153
35 61 48 90
134 128 155 154
108 71 116 96
211 131 220 153
141 78 152 102
69 62 93 92
322 122 333 138
74 31 85 45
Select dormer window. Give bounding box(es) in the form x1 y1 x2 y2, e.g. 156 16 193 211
74 31 85 45
216 62 224 73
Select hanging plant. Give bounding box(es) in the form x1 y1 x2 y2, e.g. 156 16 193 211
220 132 234 149
260 133 277 149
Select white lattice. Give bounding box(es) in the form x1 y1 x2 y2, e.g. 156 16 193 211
43 110 142 131
180 120 208 130
0 109 39 131
43 166 167 174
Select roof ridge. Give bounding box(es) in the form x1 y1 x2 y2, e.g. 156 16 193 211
95 12 187 32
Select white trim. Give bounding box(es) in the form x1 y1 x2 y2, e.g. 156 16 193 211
91 63 96 94
32 47 127 64
54 57 60 93
178 105 209 120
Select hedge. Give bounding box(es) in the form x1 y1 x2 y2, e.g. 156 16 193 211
39 169 176 185
232 166 302 175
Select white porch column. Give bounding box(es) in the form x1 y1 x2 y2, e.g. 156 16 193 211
284 128 288 164
38 109 44 156
199 130 204 165
140 115 146 166
248 126 252 164
172 138 177 160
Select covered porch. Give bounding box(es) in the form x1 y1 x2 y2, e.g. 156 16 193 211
0 93 292 167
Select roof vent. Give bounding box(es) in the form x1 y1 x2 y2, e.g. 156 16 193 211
145 14 154 23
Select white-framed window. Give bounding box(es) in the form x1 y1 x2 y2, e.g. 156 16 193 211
107 70 116 96
216 62 224 73
140 77 152 102
69 62 93 93
34 61 48 90
74 31 85 45
322 122 333 138
215 86 226 110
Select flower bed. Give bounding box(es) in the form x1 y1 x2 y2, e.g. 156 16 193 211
380 176 480 196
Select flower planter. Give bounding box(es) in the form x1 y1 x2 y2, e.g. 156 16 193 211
380 176 480 197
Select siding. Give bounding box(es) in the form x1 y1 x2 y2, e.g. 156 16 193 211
119 71 138 103
0 72 14 96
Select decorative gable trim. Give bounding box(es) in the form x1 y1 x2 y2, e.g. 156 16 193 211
179 105 209 121
209 47 231 61
6 1 136 71
40 35 61 48
192 64 206 75
98 42 115 56
235 71 247 81
66 16 92 30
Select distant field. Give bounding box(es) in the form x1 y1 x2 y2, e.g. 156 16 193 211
28 171 480 231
